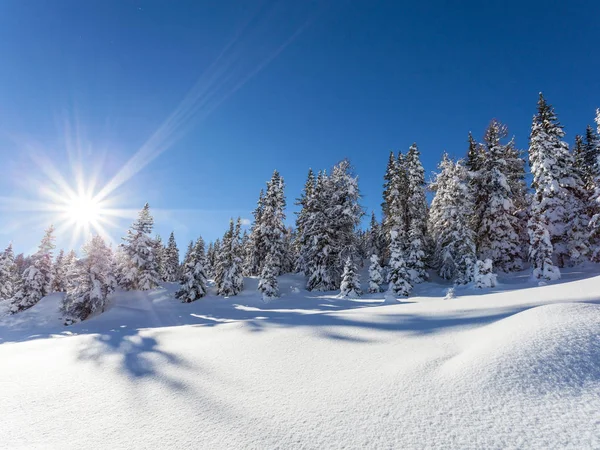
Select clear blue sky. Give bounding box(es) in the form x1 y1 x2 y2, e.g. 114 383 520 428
0 0 599 255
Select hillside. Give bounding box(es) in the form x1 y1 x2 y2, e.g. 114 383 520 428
1 268 599 449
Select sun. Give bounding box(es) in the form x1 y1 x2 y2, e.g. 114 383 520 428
66 194 102 226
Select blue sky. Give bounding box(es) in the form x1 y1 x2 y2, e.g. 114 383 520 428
0 0 599 255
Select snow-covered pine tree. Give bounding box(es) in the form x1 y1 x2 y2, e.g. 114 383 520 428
258 252 279 301
205 241 214 276
153 235 165 281
119 203 161 290
473 259 497 288
368 254 384 293
14 253 27 275
176 237 208 303
0 243 18 301
428 156 476 284
304 170 336 291
528 93 588 274
405 143 429 283
529 218 560 280
10 225 56 313
247 189 266 276
260 170 287 276
281 227 296 274
240 230 251 276
386 230 412 297
61 235 116 325
339 256 362 298
215 218 244 296
587 110 600 260
365 212 384 259
294 168 316 274
382 151 408 263
51 249 68 292
475 120 523 271
64 250 78 291
162 232 180 282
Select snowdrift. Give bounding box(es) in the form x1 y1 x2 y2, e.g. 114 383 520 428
442 303 600 394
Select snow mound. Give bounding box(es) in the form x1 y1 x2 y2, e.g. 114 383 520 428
442 302 600 394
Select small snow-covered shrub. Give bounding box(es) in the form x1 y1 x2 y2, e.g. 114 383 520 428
473 259 497 289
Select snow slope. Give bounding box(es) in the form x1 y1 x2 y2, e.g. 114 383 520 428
1 268 599 449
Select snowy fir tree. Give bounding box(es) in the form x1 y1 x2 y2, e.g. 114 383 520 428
528 93 587 275
258 252 279 301
381 151 409 263
51 249 68 292
163 231 181 282
405 143 429 283
215 218 244 296
11 225 56 313
428 156 476 284
176 237 208 303
247 189 266 276
119 203 161 290
64 250 78 291
61 235 116 325
304 160 363 291
368 254 384 293
14 253 28 275
474 120 523 271
0 243 18 302
259 170 287 276
154 235 165 280
386 231 412 297
339 256 362 298
294 168 316 274
587 110 600 260
281 227 296 274
473 259 497 289
364 212 384 260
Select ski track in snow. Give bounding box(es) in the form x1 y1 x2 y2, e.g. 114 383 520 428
1 266 599 449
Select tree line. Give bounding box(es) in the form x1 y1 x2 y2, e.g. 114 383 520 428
0 93 599 323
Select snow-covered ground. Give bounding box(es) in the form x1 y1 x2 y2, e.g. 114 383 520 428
1 267 599 449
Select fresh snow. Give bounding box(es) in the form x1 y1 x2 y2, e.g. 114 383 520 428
1 267 599 449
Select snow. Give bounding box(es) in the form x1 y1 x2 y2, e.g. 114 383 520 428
1 267 599 449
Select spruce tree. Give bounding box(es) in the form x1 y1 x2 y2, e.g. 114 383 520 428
11 225 56 313
154 235 165 281
382 151 408 263
62 235 116 325
473 259 497 289
64 250 78 292
475 120 522 271
294 169 316 274
304 161 363 291
305 171 335 291
176 237 208 303
0 243 18 302
163 232 180 282
51 249 68 292
119 203 161 290
428 157 476 284
386 231 412 297
368 254 384 293
405 143 429 282
528 93 586 274
258 253 279 301
215 218 244 296
339 256 362 298
260 170 287 276
365 212 384 259
247 189 266 276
